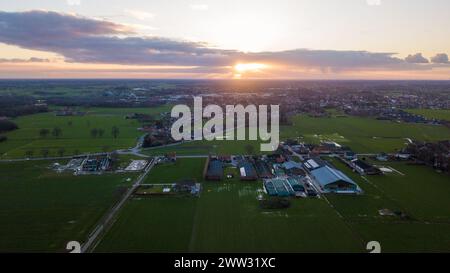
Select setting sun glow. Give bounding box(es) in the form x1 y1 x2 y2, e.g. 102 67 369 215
234 63 268 73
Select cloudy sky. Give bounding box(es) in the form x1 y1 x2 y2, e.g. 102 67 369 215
0 0 449 79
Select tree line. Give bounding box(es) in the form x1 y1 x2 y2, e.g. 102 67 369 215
38 126 120 139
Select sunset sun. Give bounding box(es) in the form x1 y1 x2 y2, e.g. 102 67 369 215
234 63 268 73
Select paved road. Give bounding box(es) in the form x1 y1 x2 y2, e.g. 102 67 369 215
81 157 158 253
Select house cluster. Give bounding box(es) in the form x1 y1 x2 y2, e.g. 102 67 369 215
376 109 441 125
137 112 180 148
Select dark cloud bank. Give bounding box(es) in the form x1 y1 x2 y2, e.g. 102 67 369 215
0 10 448 71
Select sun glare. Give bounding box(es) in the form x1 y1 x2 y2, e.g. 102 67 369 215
234 63 268 73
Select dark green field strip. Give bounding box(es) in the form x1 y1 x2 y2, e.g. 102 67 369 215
0 161 136 252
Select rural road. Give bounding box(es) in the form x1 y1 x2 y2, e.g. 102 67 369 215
81 157 158 253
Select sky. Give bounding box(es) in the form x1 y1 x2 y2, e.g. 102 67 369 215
0 0 449 79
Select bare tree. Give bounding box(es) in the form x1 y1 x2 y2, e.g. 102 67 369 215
111 126 120 139
98 128 105 138
90 128 98 138
25 150 34 158
52 127 62 138
57 147 66 157
39 128 50 138
40 148 49 158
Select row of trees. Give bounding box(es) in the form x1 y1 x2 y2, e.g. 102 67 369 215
39 127 62 138
92 127 120 138
24 145 112 158
38 126 120 138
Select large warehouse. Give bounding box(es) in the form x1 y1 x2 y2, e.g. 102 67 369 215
310 165 361 193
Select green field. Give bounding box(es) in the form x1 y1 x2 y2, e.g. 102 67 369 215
144 158 206 183
143 140 264 156
325 158 450 252
95 157 450 253
281 115 450 153
1 105 449 252
96 159 362 253
406 109 450 121
143 114 450 156
0 105 171 158
3 107 448 158
0 160 137 252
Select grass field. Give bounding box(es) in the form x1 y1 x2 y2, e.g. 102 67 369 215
1 105 449 252
143 114 450 156
0 160 137 252
96 160 363 253
95 157 450 253
324 158 450 252
143 140 264 156
406 109 450 121
281 115 450 153
0 105 171 158
3 107 448 158
144 158 206 183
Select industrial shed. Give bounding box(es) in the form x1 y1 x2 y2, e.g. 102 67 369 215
310 165 361 193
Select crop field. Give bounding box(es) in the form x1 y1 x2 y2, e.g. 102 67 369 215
0 105 171 159
406 109 450 121
0 160 137 252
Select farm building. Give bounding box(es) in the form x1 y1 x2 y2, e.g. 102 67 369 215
310 165 361 193
254 159 273 178
173 180 202 196
286 177 305 192
239 161 258 181
303 158 326 171
351 159 382 175
376 153 389 161
282 161 306 176
264 177 305 197
204 157 223 181
344 151 357 160
219 155 232 163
